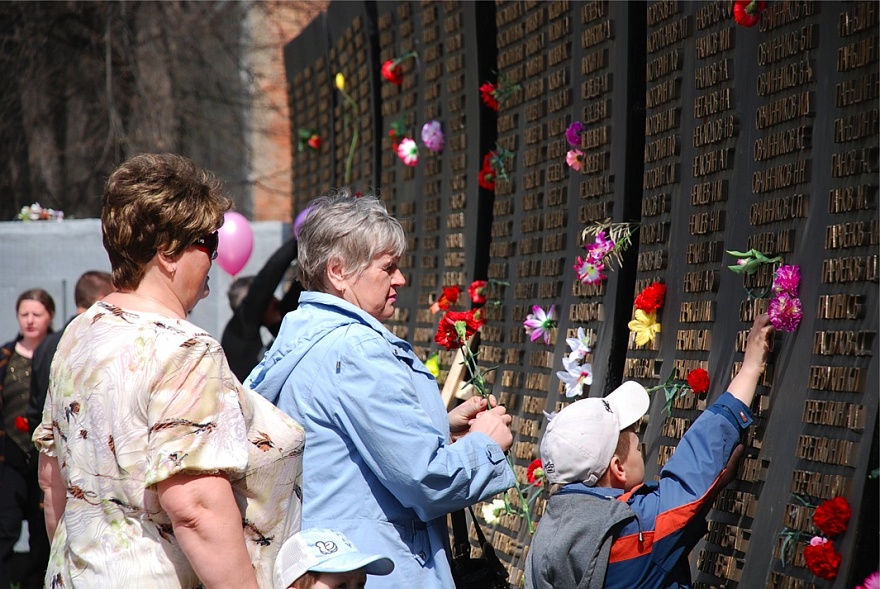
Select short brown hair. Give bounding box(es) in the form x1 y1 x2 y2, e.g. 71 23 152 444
16 288 55 323
74 271 114 309
101 153 231 290
289 571 320 589
614 423 638 460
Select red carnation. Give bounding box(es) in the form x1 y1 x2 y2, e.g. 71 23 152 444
804 540 841 580
14 415 29 433
813 497 851 538
733 0 766 27
306 134 322 150
468 280 488 305
526 459 545 486
686 368 710 395
478 167 496 191
634 282 666 313
430 285 461 314
480 82 499 110
435 310 484 351
381 60 403 85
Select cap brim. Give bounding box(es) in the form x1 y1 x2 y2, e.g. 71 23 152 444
605 381 650 429
312 553 395 576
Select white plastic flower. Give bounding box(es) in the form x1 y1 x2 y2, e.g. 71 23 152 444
397 138 419 166
565 327 592 364
556 357 593 398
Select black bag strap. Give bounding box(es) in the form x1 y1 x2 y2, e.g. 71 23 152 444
451 508 471 559
468 505 491 546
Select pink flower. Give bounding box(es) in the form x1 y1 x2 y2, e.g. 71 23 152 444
809 536 828 547
421 120 444 153
773 264 801 295
586 230 615 263
768 292 803 332
566 149 585 171
565 121 583 147
523 305 557 345
856 571 880 589
574 256 606 284
397 138 419 166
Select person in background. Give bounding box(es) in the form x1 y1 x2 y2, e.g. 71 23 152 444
221 235 303 382
273 528 394 589
246 192 515 589
0 288 55 589
27 271 115 433
32 153 304 588
525 314 774 589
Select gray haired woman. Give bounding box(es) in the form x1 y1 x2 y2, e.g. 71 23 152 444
246 191 515 589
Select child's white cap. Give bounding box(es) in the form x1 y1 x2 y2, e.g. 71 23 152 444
274 528 394 588
540 381 650 486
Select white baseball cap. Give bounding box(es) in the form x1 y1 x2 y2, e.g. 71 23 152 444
540 381 650 486
274 528 394 588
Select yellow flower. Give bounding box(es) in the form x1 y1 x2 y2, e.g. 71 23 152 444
628 309 661 346
335 73 345 91
424 354 441 379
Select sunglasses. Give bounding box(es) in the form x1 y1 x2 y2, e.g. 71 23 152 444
193 231 219 260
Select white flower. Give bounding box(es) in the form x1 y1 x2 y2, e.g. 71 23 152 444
480 498 506 525
556 357 593 398
565 327 592 364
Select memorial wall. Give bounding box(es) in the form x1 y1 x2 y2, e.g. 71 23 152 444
283 2 878 587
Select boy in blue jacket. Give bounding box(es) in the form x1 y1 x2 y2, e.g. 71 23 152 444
526 314 773 589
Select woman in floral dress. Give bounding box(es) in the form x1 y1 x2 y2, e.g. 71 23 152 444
33 153 304 588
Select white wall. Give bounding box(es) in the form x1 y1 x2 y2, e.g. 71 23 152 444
0 219 288 342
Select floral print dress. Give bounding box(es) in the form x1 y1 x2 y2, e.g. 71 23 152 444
32 301 304 588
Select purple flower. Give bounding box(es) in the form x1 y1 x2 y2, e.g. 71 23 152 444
773 264 801 295
856 571 880 589
565 121 584 147
421 120 445 153
586 230 615 263
523 305 557 345
574 256 606 284
768 292 803 332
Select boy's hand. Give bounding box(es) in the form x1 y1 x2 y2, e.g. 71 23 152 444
743 314 774 374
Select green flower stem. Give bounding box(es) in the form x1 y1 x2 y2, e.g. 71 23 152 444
337 87 360 185
455 325 535 534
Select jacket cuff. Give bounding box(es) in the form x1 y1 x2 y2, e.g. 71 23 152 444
708 391 754 431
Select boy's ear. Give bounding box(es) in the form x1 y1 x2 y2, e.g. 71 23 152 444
606 455 627 489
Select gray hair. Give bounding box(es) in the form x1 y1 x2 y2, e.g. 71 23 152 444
297 190 406 291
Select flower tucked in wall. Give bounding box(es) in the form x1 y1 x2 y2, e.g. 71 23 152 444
526 459 545 486
565 121 584 147
430 285 461 314
804 536 842 580
574 220 638 285
686 368 710 395
478 147 514 192
297 128 322 152
856 572 880 589
18 203 64 222
468 280 488 305
479 71 521 111
380 50 419 85
334 72 360 184
566 149 586 172
634 282 667 313
397 138 419 166
556 357 593 398
523 305 557 345
565 327 592 364
421 120 445 153
727 248 783 276
388 118 409 152
813 496 851 538
628 310 661 347
733 0 766 27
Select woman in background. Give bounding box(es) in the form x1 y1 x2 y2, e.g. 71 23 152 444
33 153 304 588
0 289 55 589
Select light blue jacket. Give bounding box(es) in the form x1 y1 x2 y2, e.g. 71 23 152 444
246 292 515 588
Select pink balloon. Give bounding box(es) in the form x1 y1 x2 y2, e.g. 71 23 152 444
216 211 254 276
